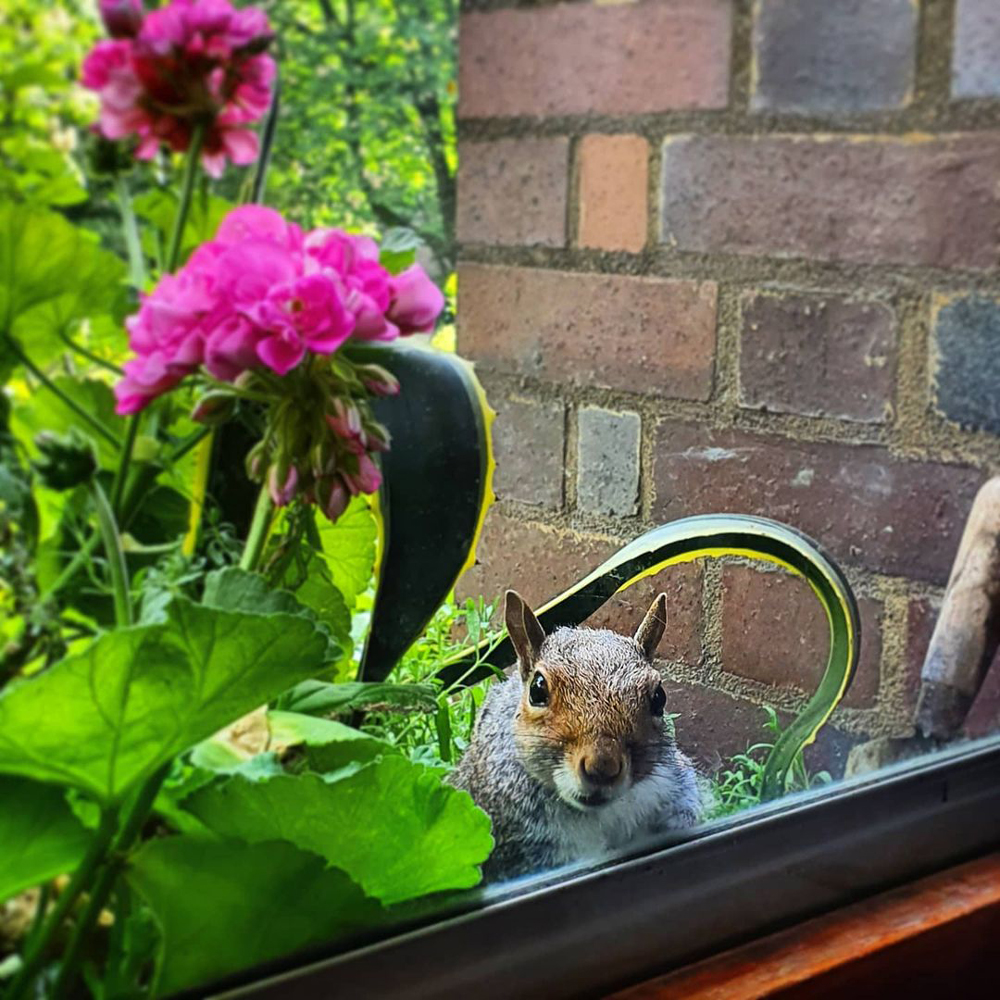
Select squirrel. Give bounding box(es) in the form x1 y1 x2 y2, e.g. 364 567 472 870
450 590 705 882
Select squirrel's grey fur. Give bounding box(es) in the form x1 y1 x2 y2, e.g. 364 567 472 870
450 594 704 882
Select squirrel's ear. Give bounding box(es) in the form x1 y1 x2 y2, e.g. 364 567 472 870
634 593 667 660
504 589 545 679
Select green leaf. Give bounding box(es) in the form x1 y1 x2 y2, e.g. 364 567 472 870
0 598 334 803
185 761 492 904
267 711 394 774
132 190 233 267
0 776 90 904
275 678 438 716
10 376 121 470
128 837 382 998
314 499 377 610
292 554 352 653
202 566 306 617
0 204 127 377
203 566 346 663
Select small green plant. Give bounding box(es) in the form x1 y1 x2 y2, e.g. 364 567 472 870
707 706 833 819
360 596 505 768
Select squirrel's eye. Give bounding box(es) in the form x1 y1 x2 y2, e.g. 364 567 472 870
528 671 549 707
650 684 666 717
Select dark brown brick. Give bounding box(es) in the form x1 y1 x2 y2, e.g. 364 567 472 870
720 563 882 710
739 291 897 424
752 0 916 113
953 0 1000 99
663 680 859 780
457 138 568 247
457 511 703 666
651 422 985 584
457 264 717 399
964 649 1000 739
660 134 1000 269
487 387 565 510
904 596 940 718
458 2 731 119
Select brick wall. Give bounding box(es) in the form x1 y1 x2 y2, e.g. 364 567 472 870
455 0 1000 777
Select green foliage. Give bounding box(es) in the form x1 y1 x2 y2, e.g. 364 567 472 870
185 760 493 905
707 707 833 819
312 497 378 609
0 1 98 209
0 204 127 376
0 777 89 902
264 0 456 272
127 837 381 998
0 595 337 802
361 596 503 768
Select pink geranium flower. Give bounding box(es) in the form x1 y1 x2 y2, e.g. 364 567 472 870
82 0 275 177
115 205 445 519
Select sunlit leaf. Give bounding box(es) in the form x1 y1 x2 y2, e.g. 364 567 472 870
0 204 127 378
314 498 377 610
184 759 493 905
0 776 90 904
128 837 382 998
0 598 335 803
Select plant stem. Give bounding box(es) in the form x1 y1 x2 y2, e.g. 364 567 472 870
51 765 171 1000
239 486 274 572
6 339 121 448
110 413 140 518
170 425 212 464
38 531 101 606
57 330 124 375
115 172 147 290
5 808 118 1000
249 73 281 204
165 123 206 272
91 479 133 627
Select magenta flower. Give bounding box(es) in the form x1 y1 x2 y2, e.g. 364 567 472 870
388 266 447 335
82 0 275 177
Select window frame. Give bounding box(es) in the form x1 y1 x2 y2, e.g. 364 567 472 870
202 736 1000 999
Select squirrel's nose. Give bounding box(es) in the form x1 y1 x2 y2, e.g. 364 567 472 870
579 750 623 786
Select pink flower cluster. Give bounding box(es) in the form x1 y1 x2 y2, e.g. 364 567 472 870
115 205 445 414
83 0 275 177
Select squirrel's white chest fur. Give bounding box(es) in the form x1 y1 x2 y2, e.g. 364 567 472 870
546 756 700 863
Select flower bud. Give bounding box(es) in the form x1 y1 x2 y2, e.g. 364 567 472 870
315 474 350 522
191 390 237 426
99 0 144 39
32 430 97 492
342 453 382 496
267 462 298 507
356 363 400 398
245 441 267 480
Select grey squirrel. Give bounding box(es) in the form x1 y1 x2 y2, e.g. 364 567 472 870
450 590 704 882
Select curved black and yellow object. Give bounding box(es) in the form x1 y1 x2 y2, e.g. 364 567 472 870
437 514 860 801
347 341 496 686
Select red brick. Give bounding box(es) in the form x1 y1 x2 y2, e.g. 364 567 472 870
457 264 717 399
662 680 859 780
578 134 649 253
651 422 985 584
720 564 882 710
660 134 1000 269
963 649 1000 738
458 2 731 119
487 386 565 509
457 138 568 247
739 291 896 424
457 511 703 666
904 596 940 716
